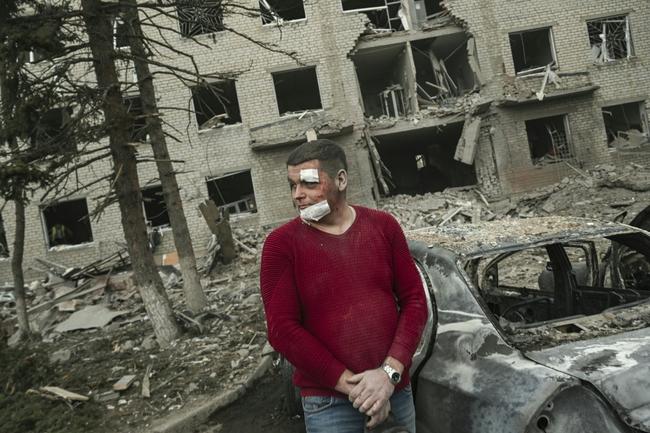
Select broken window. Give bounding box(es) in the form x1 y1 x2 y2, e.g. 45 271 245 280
206 170 257 215
177 0 224 37
341 0 405 32
260 0 305 24
114 17 129 49
272 67 322 115
372 123 476 195
141 185 170 228
30 106 75 151
0 213 8 258
42 198 94 248
124 95 148 142
587 15 632 63
192 80 242 130
411 34 477 105
422 0 443 17
602 101 648 149
353 44 415 118
525 114 573 165
509 27 557 74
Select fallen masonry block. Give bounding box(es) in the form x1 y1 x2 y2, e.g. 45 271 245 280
113 374 137 391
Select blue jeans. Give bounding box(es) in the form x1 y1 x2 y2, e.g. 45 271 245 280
302 385 416 433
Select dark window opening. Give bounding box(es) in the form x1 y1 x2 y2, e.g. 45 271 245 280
42 198 94 248
423 0 443 17
142 185 170 228
411 34 477 104
373 123 476 196
206 170 257 215
353 44 413 118
341 0 402 32
525 114 573 165
114 17 130 49
272 67 322 115
192 80 242 130
260 0 305 24
588 15 632 63
0 213 8 258
177 1 224 37
30 107 75 152
603 101 648 149
124 96 148 142
509 28 556 74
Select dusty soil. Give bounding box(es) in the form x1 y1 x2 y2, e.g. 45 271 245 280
0 256 268 433
197 365 306 433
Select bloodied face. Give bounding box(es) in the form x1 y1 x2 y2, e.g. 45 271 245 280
286 159 346 219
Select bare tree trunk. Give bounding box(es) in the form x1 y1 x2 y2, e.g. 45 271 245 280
0 46 30 340
81 0 179 347
11 189 30 338
123 0 207 313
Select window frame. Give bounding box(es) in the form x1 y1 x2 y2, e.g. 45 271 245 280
40 197 94 249
586 14 634 64
508 26 559 75
271 66 323 116
176 1 225 38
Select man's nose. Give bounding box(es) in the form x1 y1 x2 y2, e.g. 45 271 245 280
292 184 305 200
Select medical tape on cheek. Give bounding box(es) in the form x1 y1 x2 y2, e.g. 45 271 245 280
299 169 320 183
300 200 331 222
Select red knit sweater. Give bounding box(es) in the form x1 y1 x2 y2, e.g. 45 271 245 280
260 206 428 397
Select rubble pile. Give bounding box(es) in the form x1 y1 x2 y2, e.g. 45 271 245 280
380 163 650 230
418 92 485 118
367 93 485 131
0 254 267 431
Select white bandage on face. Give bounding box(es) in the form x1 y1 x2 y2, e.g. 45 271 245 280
300 200 331 222
299 168 320 183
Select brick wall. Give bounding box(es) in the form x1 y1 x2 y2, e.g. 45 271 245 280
445 0 650 196
0 0 376 283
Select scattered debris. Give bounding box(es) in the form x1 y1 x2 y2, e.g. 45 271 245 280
54 304 127 333
37 386 89 402
142 363 153 398
49 348 72 364
94 390 120 402
113 374 137 392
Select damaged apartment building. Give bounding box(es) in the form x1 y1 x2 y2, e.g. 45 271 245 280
1 0 649 281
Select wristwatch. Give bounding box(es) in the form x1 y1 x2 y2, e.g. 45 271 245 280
382 363 401 385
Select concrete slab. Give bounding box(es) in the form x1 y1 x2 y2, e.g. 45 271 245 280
55 304 127 333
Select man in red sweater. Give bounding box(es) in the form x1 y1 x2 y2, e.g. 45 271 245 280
260 139 428 432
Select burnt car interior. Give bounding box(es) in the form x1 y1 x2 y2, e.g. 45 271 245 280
470 233 650 326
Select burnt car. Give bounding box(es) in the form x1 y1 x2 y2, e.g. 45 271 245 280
408 216 650 433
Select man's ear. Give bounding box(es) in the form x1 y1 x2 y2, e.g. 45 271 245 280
335 169 348 191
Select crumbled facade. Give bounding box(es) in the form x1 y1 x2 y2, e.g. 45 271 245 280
1 0 649 282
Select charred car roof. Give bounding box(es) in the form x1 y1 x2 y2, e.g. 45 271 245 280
407 216 639 258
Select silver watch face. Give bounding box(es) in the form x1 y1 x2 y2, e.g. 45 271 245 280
383 364 401 384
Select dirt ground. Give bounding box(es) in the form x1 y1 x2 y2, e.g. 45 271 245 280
0 256 268 433
197 365 306 433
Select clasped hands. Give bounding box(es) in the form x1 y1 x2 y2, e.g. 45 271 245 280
346 368 394 429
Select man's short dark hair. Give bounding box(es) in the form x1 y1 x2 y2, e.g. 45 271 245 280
286 139 348 178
